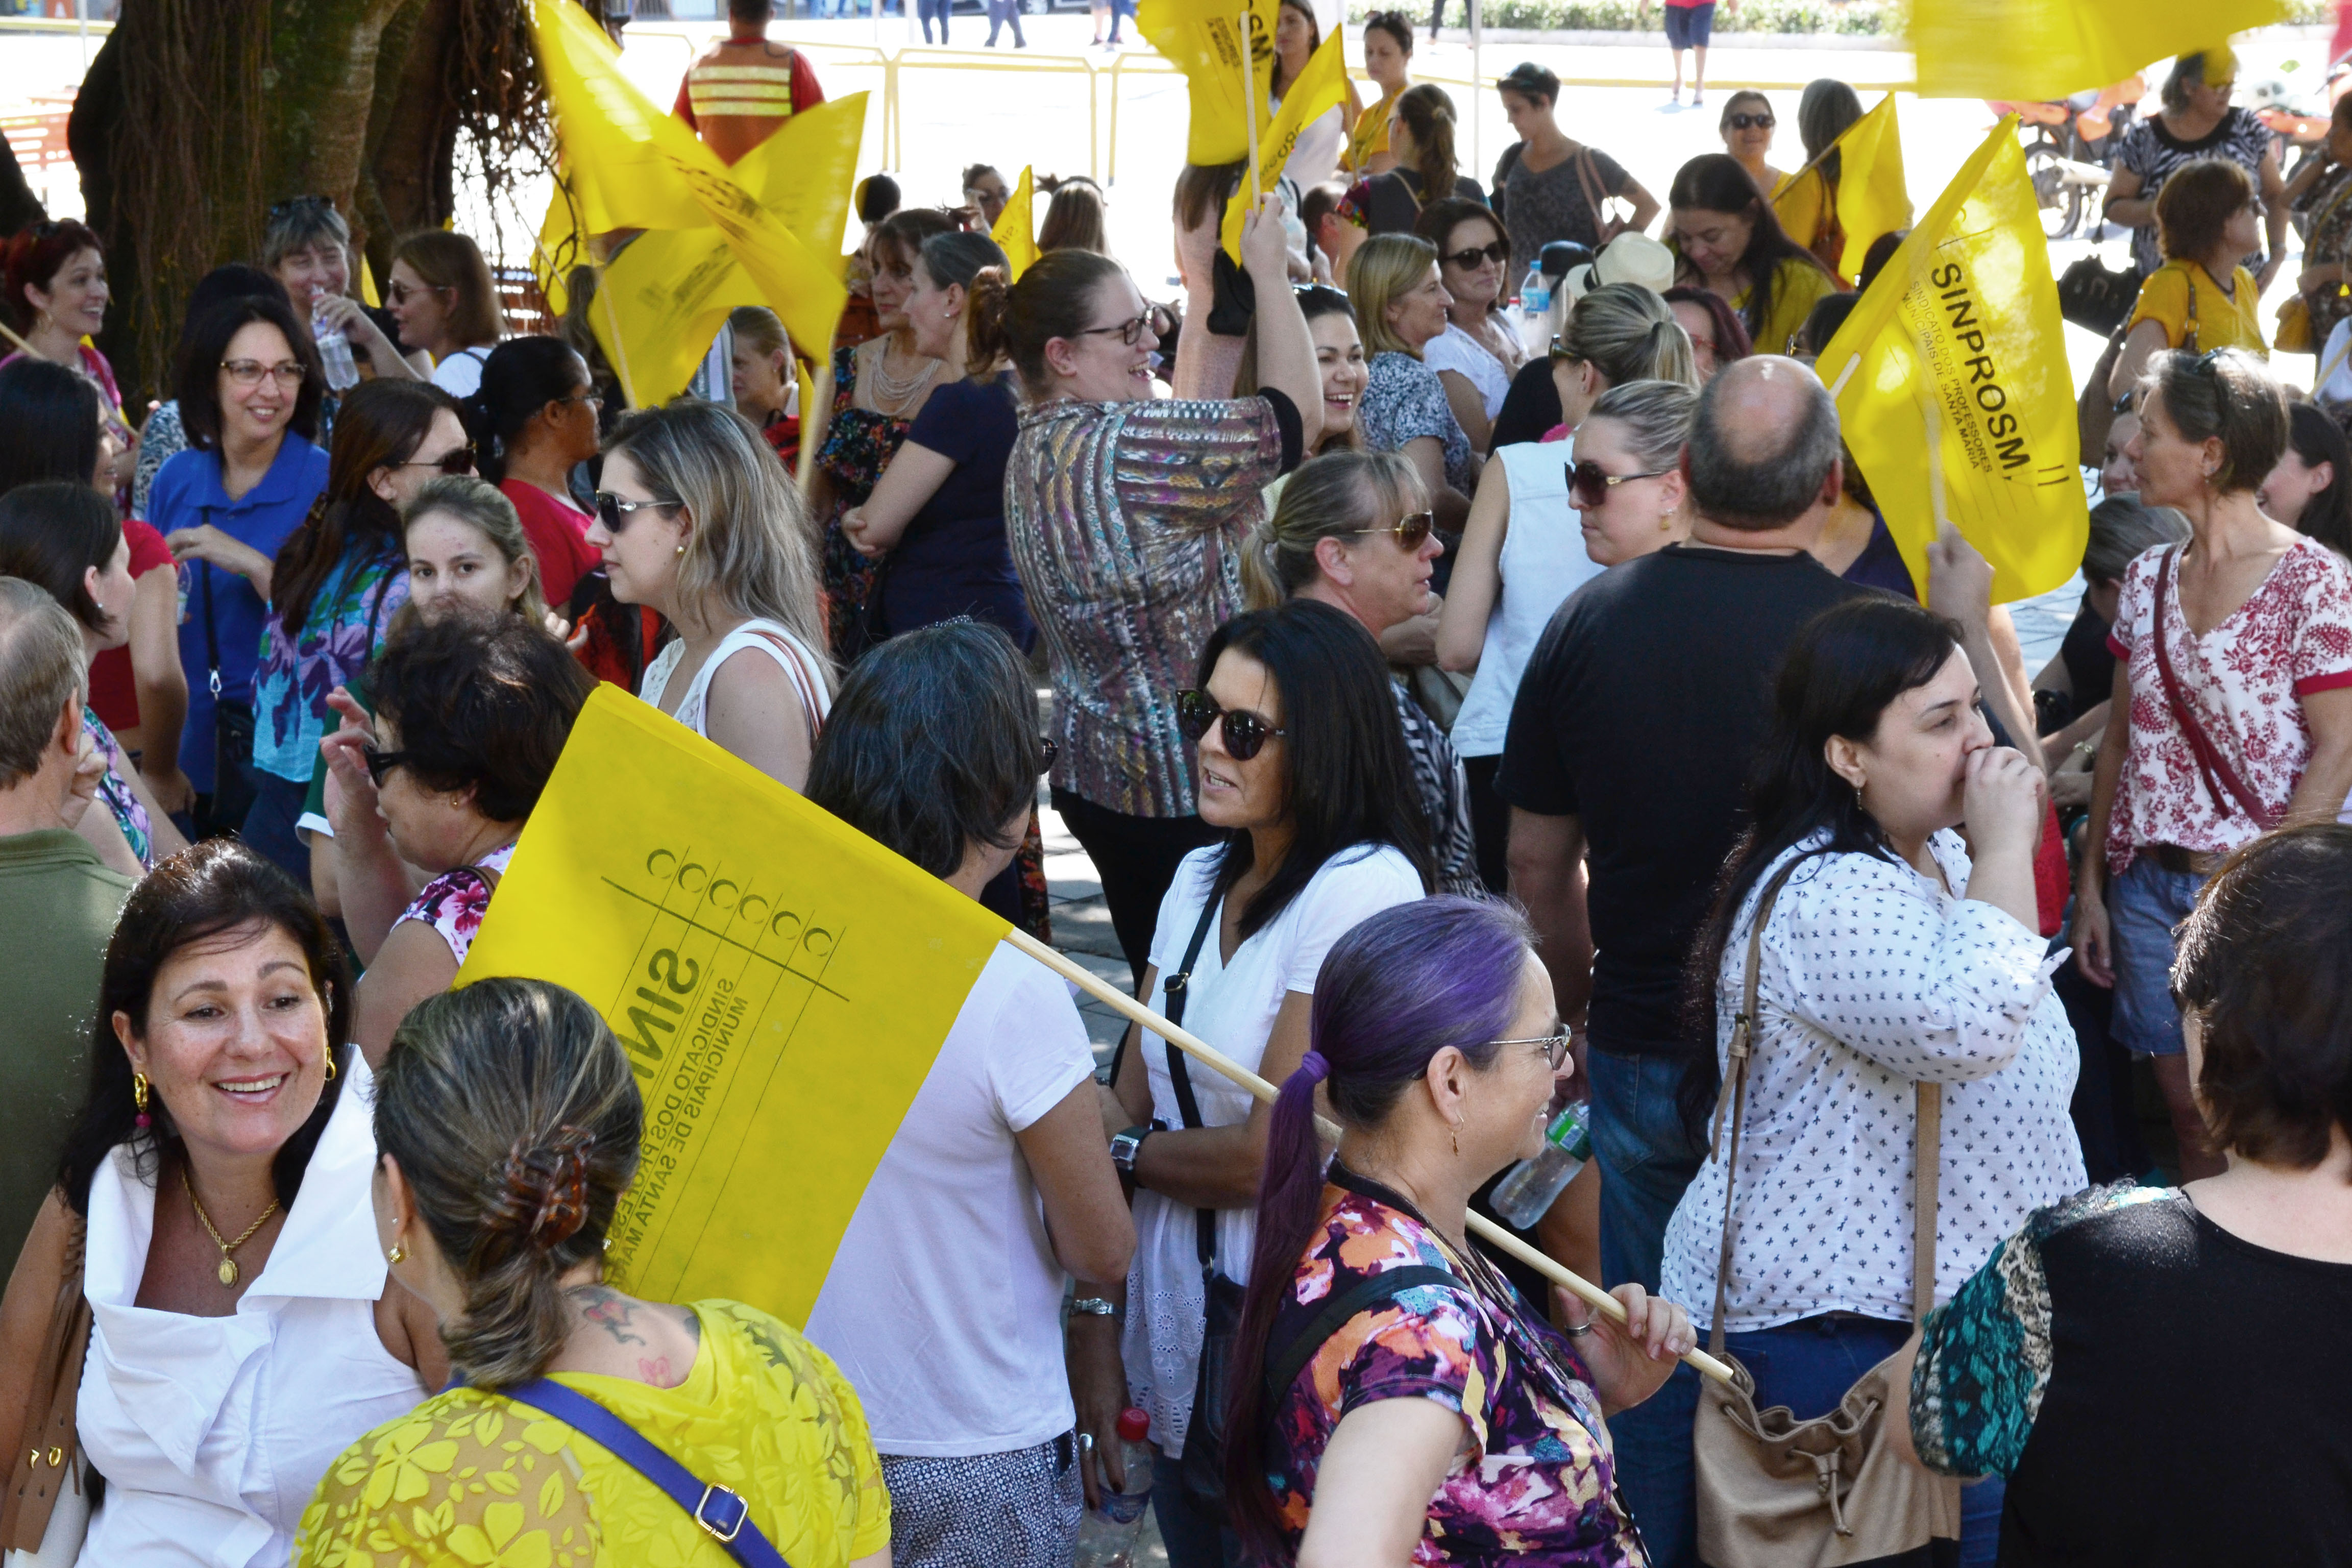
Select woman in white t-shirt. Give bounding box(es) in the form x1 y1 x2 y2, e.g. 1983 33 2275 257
802 621 1134 1568
588 401 834 789
1081 598 1433 1568
1413 198 1526 452
386 231 502 398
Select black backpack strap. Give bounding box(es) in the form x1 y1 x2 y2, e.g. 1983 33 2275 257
1263 1265 1459 1401
1162 888 1222 1270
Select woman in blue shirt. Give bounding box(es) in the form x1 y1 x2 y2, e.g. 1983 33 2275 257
151 294 328 840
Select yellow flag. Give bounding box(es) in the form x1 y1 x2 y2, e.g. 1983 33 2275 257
1219 27 1350 261
992 166 1040 281
1817 117 2087 605
1137 0 1281 166
1910 0 2286 101
731 93 869 278
591 229 747 407
1771 93 1908 286
457 685 1009 1326
530 185 585 322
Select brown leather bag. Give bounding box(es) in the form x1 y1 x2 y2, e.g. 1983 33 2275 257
2 1210 92 1555
1692 858 1963 1567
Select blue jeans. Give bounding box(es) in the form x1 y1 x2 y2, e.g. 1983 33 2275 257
1150 1453 1238 1568
917 0 950 41
1586 1047 1709 1568
2106 852 2206 1056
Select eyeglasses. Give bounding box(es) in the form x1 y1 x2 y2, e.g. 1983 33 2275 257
220 359 308 388
386 281 450 307
1724 112 1775 131
398 445 478 476
1074 311 1156 347
1440 240 1509 270
361 745 413 789
1491 1033 1573 1070
1568 459 1670 508
1175 689 1287 761
1354 510 1435 550
595 492 681 532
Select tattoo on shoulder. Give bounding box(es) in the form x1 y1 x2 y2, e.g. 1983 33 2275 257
566 1284 649 1346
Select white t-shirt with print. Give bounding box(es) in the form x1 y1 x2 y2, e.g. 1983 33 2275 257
805 941 1099 1458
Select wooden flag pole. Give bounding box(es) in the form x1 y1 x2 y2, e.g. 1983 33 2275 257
1002 925 1738 1387
798 356 835 499
1241 10 1264 207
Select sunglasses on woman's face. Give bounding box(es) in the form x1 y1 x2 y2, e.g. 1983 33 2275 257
1175 689 1287 761
1355 510 1435 550
595 492 681 533
361 744 412 789
1441 240 1509 270
1725 112 1775 131
1567 459 1670 509
398 445 478 476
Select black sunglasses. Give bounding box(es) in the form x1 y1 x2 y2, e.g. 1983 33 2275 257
398 445 478 476
1724 112 1775 130
1567 458 1670 509
1356 510 1435 550
595 491 681 532
1175 689 1287 761
1441 240 1509 270
361 744 412 789
267 193 336 220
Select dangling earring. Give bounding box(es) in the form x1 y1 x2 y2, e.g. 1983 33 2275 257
133 1070 151 1130
1659 511 1674 532
1451 1121 1461 1157
322 1041 337 1082
386 1242 406 1265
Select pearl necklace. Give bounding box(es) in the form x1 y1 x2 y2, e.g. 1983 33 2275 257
870 340 942 415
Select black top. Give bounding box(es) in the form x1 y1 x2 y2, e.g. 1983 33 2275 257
870 374 1033 648
2060 602 2116 711
1490 357 1563 451
2003 1195 2352 1565
1494 544 1872 1053
1357 169 1488 237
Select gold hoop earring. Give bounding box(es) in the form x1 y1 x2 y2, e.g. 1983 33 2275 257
322 1042 337 1082
133 1070 151 1129
386 1243 406 1265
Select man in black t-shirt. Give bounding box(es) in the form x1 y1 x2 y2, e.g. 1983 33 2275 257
1495 356 1869 1568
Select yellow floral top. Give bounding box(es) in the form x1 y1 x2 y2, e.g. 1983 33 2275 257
295 1300 892 1568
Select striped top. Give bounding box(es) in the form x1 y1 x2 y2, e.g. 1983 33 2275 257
672 40 824 163
688 60 800 119
1006 394 1293 818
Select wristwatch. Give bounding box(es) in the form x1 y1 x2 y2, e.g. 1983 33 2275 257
1110 1125 1153 1178
1071 1296 1124 1320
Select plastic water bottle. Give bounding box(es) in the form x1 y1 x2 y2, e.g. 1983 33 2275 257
313 305 360 391
1492 1100 1592 1229
1517 265 1553 357
1072 1408 1155 1567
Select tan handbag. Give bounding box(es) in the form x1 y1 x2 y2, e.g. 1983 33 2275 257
2 1211 93 1563
1692 859 1963 1567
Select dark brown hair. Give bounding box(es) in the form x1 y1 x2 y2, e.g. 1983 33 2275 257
0 481 120 632
391 230 503 349
1394 83 1460 206
2 218 101 333
966 248 1129 397
369 610 593 825
872 207 960 277
273 378 463 639
2173 824 2352 1171
2140 347 2286 495
2155 157 2255 267
174 293 325 452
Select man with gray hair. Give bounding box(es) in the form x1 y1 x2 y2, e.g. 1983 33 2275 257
0 577 136 1262
1494 357 1871 1568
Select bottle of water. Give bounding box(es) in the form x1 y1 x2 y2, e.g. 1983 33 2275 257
1072 1408 1155 1567
1492 1100 1592 1230
1517 264 1553 358
313 305 360 391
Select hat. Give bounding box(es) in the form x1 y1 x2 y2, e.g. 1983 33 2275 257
1562 232 1676 305
1496 61 1560 101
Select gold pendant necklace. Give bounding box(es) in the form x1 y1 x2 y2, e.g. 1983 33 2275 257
182 1168 280 1287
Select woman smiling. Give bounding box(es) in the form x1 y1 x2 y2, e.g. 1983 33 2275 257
1413 199 1527 452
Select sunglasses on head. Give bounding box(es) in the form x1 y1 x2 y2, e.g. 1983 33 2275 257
1567 458 1670 509
398 445 478 476
1175 689 1287 761
1724 111 1775 130
1441 240 1510 270
1355 510 1435 550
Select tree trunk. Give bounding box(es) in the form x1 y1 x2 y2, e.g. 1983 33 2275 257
363 0 463 282
0 136 42 237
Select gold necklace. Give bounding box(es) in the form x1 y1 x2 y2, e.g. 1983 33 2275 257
182 1168 280 1287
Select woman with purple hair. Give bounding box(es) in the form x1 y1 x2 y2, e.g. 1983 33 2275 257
1222 896 1694 1564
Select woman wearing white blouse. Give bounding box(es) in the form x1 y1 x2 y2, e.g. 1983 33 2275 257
1652 597 2087 1564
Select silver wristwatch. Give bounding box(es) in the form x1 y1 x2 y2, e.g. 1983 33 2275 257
1110 1125 1151 1177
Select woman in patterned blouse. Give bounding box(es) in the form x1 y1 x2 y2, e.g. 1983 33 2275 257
978 195 1321 988
1223 895 1692 1567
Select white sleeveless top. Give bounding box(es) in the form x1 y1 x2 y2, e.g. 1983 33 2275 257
1450 441 1607 757
640 618 830 746
74 1055 424 1567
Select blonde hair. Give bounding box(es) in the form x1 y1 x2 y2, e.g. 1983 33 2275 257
604 400 832 683
1349 233 1440 358
401 475 551 623
1241 449 1428 610
1557 283 1698 390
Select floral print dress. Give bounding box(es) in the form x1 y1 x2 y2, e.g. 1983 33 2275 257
83 707 153 870
817 344 915 657
1263 1170 1648 1567
396 842 517 966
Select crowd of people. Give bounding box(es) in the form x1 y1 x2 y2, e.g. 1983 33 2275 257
2 6 2351 1565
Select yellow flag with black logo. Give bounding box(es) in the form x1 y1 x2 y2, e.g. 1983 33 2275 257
1138 0 1282 165
456 684 1009 1327
1771 93 1909 286
1910 0 2284 100
1816 116 2086 604
1219 27 1350 261
992 166 1040 280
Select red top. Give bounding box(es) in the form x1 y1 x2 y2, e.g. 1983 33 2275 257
88 518 176 733
499 479 600 612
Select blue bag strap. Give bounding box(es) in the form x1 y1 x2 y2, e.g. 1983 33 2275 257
496 1378 792 1568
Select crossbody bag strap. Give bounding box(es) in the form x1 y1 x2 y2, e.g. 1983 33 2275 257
1707 854 1806 1361
1163 889 1223 1271
1912 1081 1942 1324
498 1378 793 1568
2184 261 2201 355
2150 546 2282 829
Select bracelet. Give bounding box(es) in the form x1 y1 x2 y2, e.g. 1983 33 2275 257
1071 1297 1124 1319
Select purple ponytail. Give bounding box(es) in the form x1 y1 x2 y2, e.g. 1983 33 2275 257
1222 895 1535 1561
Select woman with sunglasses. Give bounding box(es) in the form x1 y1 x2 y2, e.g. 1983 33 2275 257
339 611 592 1065
1413 198 1526 454
1086 598 1432 1567
386 231 503 399
1718 91 1788 195
1441 380 1695 892
463 336 603 614
1243 450 1479 896
1491 280 1694 453
243 379 471 884
981 200 1322 992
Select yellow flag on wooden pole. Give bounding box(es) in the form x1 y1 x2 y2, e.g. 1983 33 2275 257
1219 27 1351 262
1136 0 1281 165
1816 116 2087 605
1770 93 1909 287
991 166 1040 280
1909 0 2286 100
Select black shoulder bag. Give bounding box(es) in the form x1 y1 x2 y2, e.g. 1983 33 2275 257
199 562 259 837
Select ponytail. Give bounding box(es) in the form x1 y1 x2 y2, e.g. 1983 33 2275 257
1557 282 1697 391
1395 84 1459 205
964 248 1127 397
465 335 586 486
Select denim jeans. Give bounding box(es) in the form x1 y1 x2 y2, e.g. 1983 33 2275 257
1150 1453 1238 1568
1586 1047 1709 1568
2106 851 2206 1056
